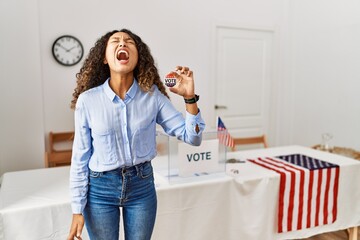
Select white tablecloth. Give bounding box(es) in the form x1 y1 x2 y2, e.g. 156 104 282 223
1 145 359 240
226 146 360 240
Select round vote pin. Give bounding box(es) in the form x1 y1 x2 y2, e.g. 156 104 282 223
164 73 177 87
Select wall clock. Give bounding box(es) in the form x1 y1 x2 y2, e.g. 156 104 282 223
52 35 84 66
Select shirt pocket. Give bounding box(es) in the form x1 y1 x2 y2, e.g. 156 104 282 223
134 119 156 158
92 129 118 164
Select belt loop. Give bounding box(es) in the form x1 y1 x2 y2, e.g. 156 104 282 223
134 163 141 175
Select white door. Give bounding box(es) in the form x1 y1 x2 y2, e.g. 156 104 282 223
214 26 275 140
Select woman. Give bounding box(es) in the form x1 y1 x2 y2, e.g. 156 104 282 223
67 29 205 240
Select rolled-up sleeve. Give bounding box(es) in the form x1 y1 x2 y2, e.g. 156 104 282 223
184 110 205 145
156 90 205 146
69 95 92 214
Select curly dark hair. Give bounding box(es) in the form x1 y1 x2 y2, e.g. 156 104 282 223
70 29 169 109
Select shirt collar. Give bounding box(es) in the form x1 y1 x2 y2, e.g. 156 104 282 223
126 79 138 100
103 78 138 102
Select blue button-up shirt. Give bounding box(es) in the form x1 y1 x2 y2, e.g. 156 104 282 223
70 78 205 213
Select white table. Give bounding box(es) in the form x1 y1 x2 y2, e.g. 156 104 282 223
1 145 359 240
225 145 360 240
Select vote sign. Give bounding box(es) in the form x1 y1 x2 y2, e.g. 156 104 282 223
178 139 219 177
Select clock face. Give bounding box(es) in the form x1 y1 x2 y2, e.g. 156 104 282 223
52 35 84 66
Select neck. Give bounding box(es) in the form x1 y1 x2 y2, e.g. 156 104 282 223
109 72 134 99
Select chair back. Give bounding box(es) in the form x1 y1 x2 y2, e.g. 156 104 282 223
45 131 74 167
231 135 268 151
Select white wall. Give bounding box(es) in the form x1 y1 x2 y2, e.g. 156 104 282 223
1 0 359 175
0 0 45 174
289 0 360 149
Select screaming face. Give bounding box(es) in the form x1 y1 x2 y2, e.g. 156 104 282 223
105 32 138 75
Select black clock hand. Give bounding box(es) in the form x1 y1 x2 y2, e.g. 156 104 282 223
58 44 69 52
66 46 76 52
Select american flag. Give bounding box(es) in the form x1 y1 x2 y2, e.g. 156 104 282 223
248 154 340 233
217 117 234 148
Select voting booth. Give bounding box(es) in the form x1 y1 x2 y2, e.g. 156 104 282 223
154 131 227 184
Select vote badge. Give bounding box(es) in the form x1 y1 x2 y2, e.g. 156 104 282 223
164 73 177 87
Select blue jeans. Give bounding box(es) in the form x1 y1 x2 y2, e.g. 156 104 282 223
84 161 157 240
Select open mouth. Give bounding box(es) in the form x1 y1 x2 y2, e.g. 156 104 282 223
116 50 129 61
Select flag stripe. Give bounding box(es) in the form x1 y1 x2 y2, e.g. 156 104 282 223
297 166 305 230
284 166 296 231
332 167 340 222
306 170 314 228
315 169 323 226
327 168 335 224
301 170 310 229
323 168 331 224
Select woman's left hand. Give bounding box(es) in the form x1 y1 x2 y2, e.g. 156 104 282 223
167 66 195 98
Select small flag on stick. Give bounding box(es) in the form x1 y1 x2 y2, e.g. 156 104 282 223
217 117 234 148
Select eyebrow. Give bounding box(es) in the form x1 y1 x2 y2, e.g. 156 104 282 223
110 36 134 41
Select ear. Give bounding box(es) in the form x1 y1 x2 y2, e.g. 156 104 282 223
103 58 108 64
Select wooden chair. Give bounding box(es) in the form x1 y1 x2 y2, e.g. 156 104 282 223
231 135 268 151
44 131 74 168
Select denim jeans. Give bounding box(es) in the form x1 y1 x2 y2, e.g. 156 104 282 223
84 161 157 240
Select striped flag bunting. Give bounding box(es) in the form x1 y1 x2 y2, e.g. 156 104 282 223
217 117 234 148
248 154 340 233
